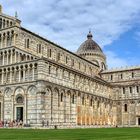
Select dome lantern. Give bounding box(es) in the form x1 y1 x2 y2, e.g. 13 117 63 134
87 31 93 39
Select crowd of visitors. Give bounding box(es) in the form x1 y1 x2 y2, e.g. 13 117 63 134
0 120 57 129
0 120 23 128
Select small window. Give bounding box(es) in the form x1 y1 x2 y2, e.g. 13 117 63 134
124 104 127 112
111 75 113 80
90 99 93 106
16 95 24 104
27 39 30 48
123 87 125 94
97 101 99 108
82 97 84 105
132 72 134 78
48 66 51 74
137 86 139 93
38 44 42 53
24 39 26 48
72 94 74 104
57 53 60 61
3 20 5 28
49 49 52 57
71 59 74 66
21 70 23 79
129 87 132 93
66 56 68 64
120 74 123 79
79 62 80 69
61 93 63 102
84 65 86 72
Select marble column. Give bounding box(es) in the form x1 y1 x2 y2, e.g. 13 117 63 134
24 93 27 124
9 68 12 83
14 52 17 63
19 67 21 82
23 67 26 82
6 52 9 65
13 33 16 46
1 69 4 84
2 53 4 65
36 92 45 126
10 51 13 64
32 66 35 81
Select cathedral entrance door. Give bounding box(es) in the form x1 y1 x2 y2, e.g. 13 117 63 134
138 118 140 125
16 107 23 121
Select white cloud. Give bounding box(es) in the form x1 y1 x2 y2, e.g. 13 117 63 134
105 51 128 68
105 50 140 68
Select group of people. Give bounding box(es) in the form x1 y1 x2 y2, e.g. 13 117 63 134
0 120 23 128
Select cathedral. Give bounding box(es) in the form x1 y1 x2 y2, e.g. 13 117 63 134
0 5 140 128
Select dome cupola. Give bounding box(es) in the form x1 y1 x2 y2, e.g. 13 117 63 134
77 31 107 70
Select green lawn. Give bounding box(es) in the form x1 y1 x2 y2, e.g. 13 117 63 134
0 128 140 140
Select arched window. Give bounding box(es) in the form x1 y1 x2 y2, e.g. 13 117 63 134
7 32 10 47
129 87 132 93
137 86 139 93
10 21 13 26
60 93 63 102
124 104 127 112
21 70 23 79
38 44 41 53
97 101 99 108
7 20 9 27
27 39 30 48
120 74 123 79
111 75 113 80
57 53 60 61
90 98 93 106
123 87 125 94
72 94 74 104
16 95 24 104
79 62 80 69
48 66 51 74
101 62 106 70
3 20 5 28
66 56 68 64
71 59 74 66
48 49 51 57
82 97 84 105
132 72 134 78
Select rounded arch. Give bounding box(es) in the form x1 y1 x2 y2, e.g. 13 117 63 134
53 87 59 93
14 87 24 96
60 89 65 95
4 87 12 97
67 90 71 96
53 87 59 96
16 94 24 104
27 85 37 96
101 62 106 70
45 86 52 95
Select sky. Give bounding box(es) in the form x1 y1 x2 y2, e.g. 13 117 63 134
1 0 140 68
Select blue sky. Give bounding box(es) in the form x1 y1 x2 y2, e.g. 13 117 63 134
1 0 140 68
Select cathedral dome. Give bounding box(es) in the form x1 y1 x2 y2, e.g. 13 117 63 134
77 31 107 70
77 31 103 54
